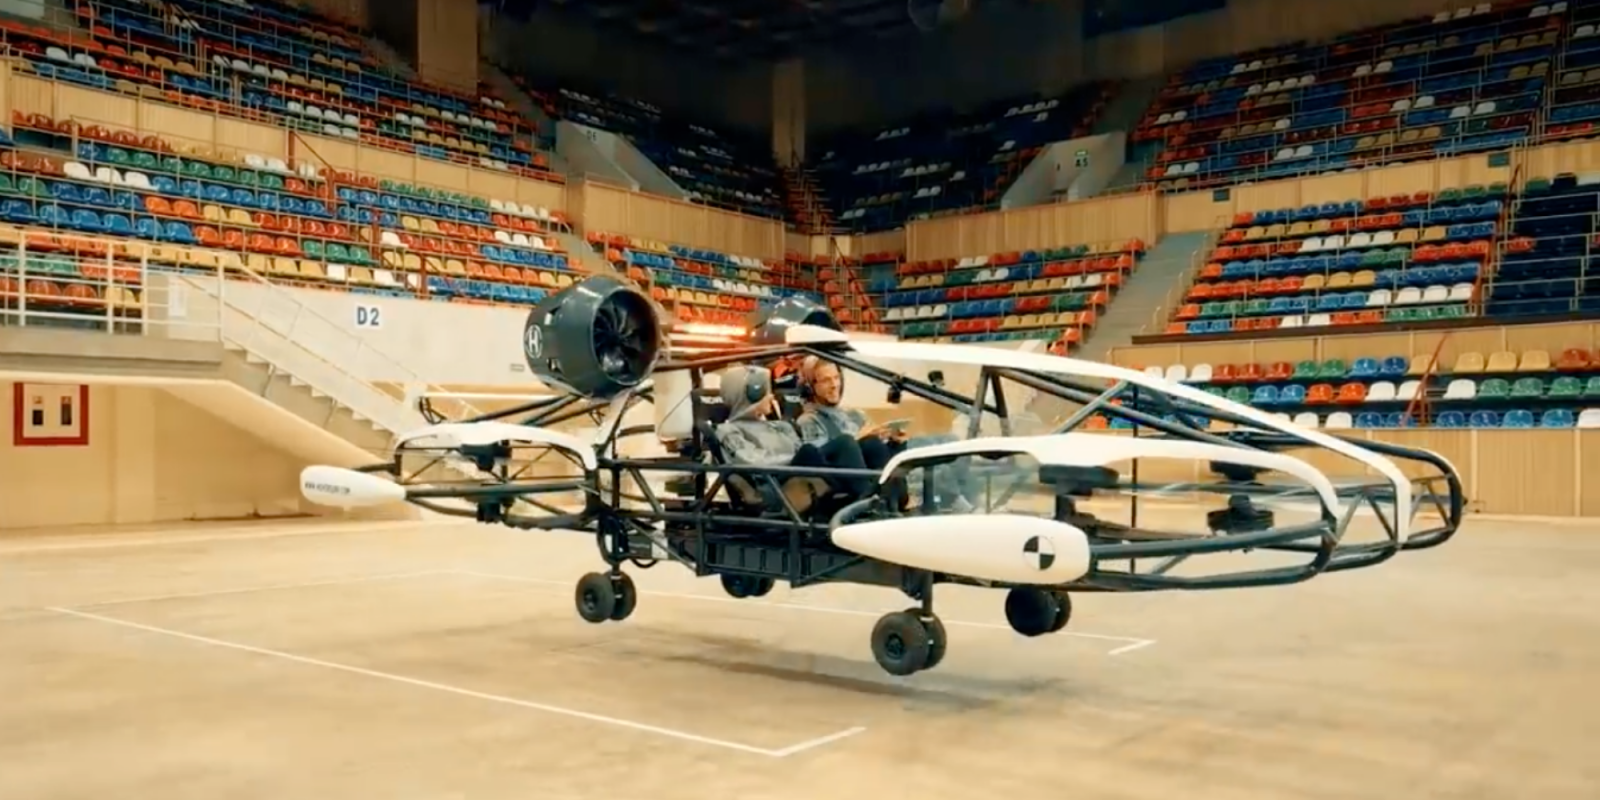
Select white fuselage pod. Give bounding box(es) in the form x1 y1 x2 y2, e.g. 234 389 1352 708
831 514 1093 585
300 465 407 508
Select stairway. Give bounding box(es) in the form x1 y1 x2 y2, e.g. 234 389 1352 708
553 229 613 275
1074 231 1215 362
781 165 835 234
362 35 420 83
481 63 565 170
155 266 496 463
1092 75 1165 137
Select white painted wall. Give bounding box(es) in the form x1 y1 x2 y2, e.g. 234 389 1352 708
163 275 534 386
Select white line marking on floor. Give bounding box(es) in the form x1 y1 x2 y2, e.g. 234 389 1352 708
49 606 864 759
451 570 1158 655
1106 640 1157 656
73 570 452 609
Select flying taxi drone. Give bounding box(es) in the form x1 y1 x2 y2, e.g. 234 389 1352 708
302 275 1465 676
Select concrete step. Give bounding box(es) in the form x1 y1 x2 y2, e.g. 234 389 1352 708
1075 231 1214 363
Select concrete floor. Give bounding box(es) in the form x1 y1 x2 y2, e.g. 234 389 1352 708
2 513 1598 800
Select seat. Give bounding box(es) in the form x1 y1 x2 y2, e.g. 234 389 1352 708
1484 351 1519 372
1453 352 1486 373
1478 378 1512 399
1443 379 1477 400
1334 383 1368 404
1509 377 1545 399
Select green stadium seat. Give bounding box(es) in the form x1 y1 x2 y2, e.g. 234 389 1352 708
1225 387 1250 404
1510 377 1545 398
1550 376 1582 398
1292 359 1319 378
1479 378 1511 399
1584 377 1600 398
1317 359 1346 378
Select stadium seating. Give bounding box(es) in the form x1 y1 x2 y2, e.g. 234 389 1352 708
0 116 575 321
1134 2 1565 192
1487 171 1600 315
810 83 1113 232
521 80 782 219
9 0 550 176
1165 185 1501 335
882 239 1146 348
1140 346 1600 427
592 232 820 328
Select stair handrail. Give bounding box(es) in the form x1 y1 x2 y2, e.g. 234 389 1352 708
1142 224 1221 336
181 258 492 428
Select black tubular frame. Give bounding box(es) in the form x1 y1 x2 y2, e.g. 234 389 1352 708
376 340 1466 594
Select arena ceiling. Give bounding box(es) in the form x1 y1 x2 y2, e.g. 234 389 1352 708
503 0 1031 60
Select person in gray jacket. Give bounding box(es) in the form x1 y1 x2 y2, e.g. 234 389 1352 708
714 365 875 502
793 356 975 511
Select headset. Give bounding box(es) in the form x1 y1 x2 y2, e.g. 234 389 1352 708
795 355 842 402
744 366 771 403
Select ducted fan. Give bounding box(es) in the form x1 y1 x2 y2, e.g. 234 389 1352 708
746 296 840 347
522 275 662 399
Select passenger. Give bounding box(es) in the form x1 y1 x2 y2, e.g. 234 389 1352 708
714 365 876 502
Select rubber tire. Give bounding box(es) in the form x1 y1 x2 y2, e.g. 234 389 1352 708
871 610 932 676
609 573 637 621
1047 591 1072 633
918 612 947 671
720 574 756 599
750 577 775 598
1004 588 1060 637
575 572 617 623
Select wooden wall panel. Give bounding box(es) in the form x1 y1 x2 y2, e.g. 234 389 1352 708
578 182 786 259
907 193 1156 260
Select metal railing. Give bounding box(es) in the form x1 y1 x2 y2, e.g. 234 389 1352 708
0 234 488 432
1141 224 1224 336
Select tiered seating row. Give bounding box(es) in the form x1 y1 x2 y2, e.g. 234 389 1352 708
1167 186 1504 335
524 81 780 219
811 84 1111 232
5 0 551 177
1488 171 1600 315
591 232 818 328
1134 2 1569 192
884 240 1145 345
1137 347 1600 428
0 126 576 307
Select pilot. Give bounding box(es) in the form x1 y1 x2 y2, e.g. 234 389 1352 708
714 365 876 502
794 355 907 470
796 356 976 512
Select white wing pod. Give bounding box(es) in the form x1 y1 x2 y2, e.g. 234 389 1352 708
300 466 407 507
831 514 1092 585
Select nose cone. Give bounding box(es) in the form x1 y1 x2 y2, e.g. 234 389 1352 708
830 514 1092 585
300 466 407 508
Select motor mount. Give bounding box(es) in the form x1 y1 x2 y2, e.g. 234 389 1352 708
746 295 840 347
523 275 662 399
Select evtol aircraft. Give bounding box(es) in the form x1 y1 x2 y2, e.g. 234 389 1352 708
301 275 1466 676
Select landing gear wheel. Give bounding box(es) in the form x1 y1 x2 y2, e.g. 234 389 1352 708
871 610 932 676
1004 588 1062 637
915 610 947 671
1047 591 1072 633
720 574 772 599
575 572 617 623
608 572 637 621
